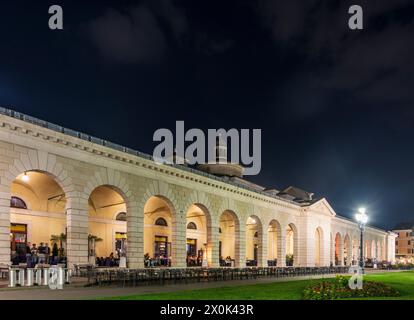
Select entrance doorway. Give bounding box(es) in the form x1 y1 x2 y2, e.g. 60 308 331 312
154 236 170 266
186 238 198 266
10 223 27 253
115 232 127 258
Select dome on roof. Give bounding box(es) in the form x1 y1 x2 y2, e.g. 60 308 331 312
197 135 244 178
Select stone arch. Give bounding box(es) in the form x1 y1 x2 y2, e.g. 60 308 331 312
219 209 241 267
143 194 178 266
81 168 137 266
3 151 76 265
138 180 185 266
285 222 298 266
245 215 263 266
335 232 343 265
87 184 130 260
315 227 324 266
185 202 214 267
139 181 180 212
82 168 133 205
7 151 74 206
343 234 351 265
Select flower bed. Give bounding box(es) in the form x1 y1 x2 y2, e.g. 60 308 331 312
303 275 400 300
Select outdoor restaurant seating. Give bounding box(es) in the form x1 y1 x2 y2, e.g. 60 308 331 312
83 265 350 288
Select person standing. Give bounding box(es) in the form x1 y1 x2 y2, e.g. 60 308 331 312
52 243 59 265
31 243 38 265
45 243 51 264
26 242 32 267
38 242 45 264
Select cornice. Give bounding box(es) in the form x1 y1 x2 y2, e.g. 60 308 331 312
0 113 300 212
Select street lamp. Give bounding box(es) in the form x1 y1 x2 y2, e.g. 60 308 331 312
355 207 368 274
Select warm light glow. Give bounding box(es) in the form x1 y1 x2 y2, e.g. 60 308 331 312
21 172 29 182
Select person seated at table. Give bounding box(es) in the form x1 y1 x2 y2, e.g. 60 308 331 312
225 256 232 266
110 252 116 267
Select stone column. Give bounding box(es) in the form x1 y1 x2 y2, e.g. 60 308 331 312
207 217 220 267
235 221 246 267
338 238 344 266
277 228 286 267
259 227 268 267
0 188 10 265
348 241 353 266
126 202 144 268
66 197 88 268
171 208 186 267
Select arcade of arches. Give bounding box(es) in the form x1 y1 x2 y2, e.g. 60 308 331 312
9 169 393 268
0 111 396 268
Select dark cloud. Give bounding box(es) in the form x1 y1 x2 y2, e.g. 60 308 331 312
257 0 414 121
86 0 236 63
87 5 167 64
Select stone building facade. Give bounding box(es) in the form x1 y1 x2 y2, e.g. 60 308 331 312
0 108 396 268
393 224 414 260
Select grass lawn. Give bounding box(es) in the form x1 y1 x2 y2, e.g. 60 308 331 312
102 271 414 300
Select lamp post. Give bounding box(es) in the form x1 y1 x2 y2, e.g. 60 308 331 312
355 207 368 274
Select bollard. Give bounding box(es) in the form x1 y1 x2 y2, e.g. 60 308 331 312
66 268 71 284
34 268 42 286
43 268 49 286
9 268 16 287
26 269 34 286
58 268 65 288
18 269 25 287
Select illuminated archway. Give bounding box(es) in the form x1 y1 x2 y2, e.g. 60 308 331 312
185 204 211 267
343 234 351 265
268 220 281 266
245 215 262 266
286 223 298 266
10 170 67 265
335 232 342 265
219 210 240 267
88 185 128 263
143 196 176 267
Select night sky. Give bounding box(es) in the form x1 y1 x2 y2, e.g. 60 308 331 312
1 0 414 230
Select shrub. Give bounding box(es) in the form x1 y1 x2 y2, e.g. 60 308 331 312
303 275 400 300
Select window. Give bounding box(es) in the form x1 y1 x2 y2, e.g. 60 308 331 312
396 241 398 246
409 240 411 246
10 196 27 209
219 228 222 233
254 231 259 238
115 212 127 221
187 222 197 230
155 218 168 226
